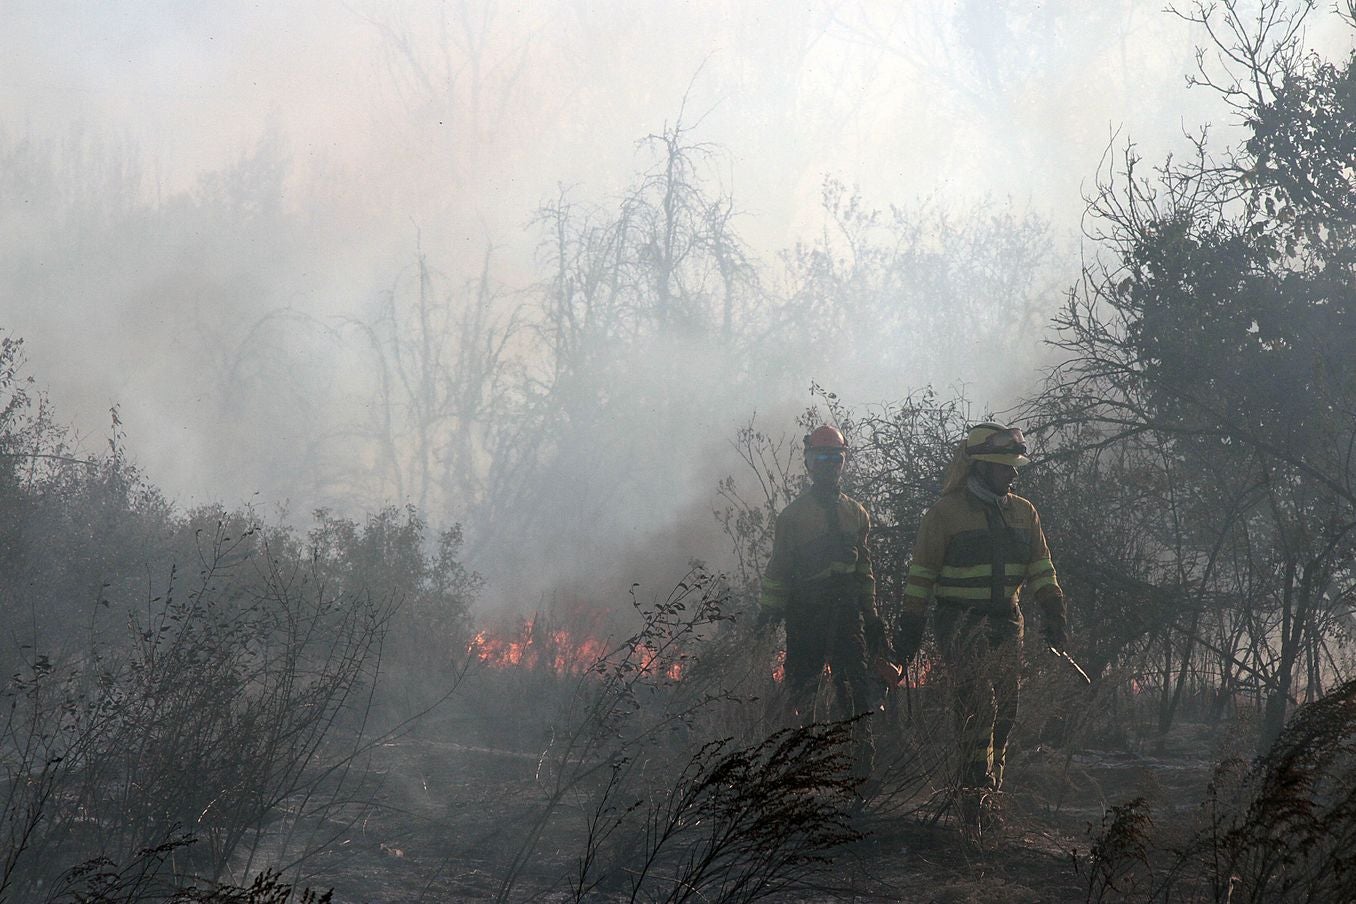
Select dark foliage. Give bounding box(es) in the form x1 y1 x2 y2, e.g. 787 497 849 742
610 722 863 904
1086 677 1356 902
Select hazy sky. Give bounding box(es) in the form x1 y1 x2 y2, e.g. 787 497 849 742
5 1 1353 604
7 1 1284 253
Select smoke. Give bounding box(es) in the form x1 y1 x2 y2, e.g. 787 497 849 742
6 1 1353 610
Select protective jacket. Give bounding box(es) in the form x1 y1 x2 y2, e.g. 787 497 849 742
759 483 882 780
903 485 1063 794
759 485 875 615
903 487 1063 626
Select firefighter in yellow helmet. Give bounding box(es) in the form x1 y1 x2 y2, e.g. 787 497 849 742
758 425 892 785
898 423 1066 825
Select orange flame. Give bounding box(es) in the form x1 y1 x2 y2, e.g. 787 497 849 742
468 618 686 679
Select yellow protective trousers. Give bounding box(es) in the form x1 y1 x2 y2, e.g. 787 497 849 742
935 605 1022 791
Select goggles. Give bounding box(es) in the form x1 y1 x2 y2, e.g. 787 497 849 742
810 450 845 463
966 427 1028 457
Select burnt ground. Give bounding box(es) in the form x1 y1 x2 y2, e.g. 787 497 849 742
283 715 1233 904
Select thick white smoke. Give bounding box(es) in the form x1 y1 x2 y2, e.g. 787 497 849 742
5 1 1353 609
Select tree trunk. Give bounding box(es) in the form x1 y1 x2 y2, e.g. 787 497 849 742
1259 559 1299 753
1159 602 1201 737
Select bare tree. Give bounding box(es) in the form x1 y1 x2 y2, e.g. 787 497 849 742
1023 0 1356 747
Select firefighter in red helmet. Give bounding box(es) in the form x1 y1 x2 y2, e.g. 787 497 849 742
758 425 893 787
898 422 1068 827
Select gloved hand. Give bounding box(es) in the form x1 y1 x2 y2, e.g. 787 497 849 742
1037 589 1068 650
896 612 926 664
1043 615 1067 651
873 656 903 687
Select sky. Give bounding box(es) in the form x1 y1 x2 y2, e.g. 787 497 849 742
4 0 1353 607
5 2 1252 255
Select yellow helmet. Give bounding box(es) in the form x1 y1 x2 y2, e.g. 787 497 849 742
965 423 1030 467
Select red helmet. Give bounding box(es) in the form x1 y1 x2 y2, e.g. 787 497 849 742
804 425 848 451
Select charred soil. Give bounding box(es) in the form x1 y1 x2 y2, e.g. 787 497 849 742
295 716 1226 903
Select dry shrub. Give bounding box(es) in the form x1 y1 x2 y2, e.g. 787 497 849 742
576 723 863 904
0 521 389 897
48 839 332 903
1086 677 1356 902
478 570 872 903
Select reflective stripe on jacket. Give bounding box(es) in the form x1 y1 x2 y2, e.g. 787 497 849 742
903 489 1062 621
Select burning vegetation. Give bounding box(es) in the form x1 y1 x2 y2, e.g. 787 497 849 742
5 1 1356 901
469 619 615 676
